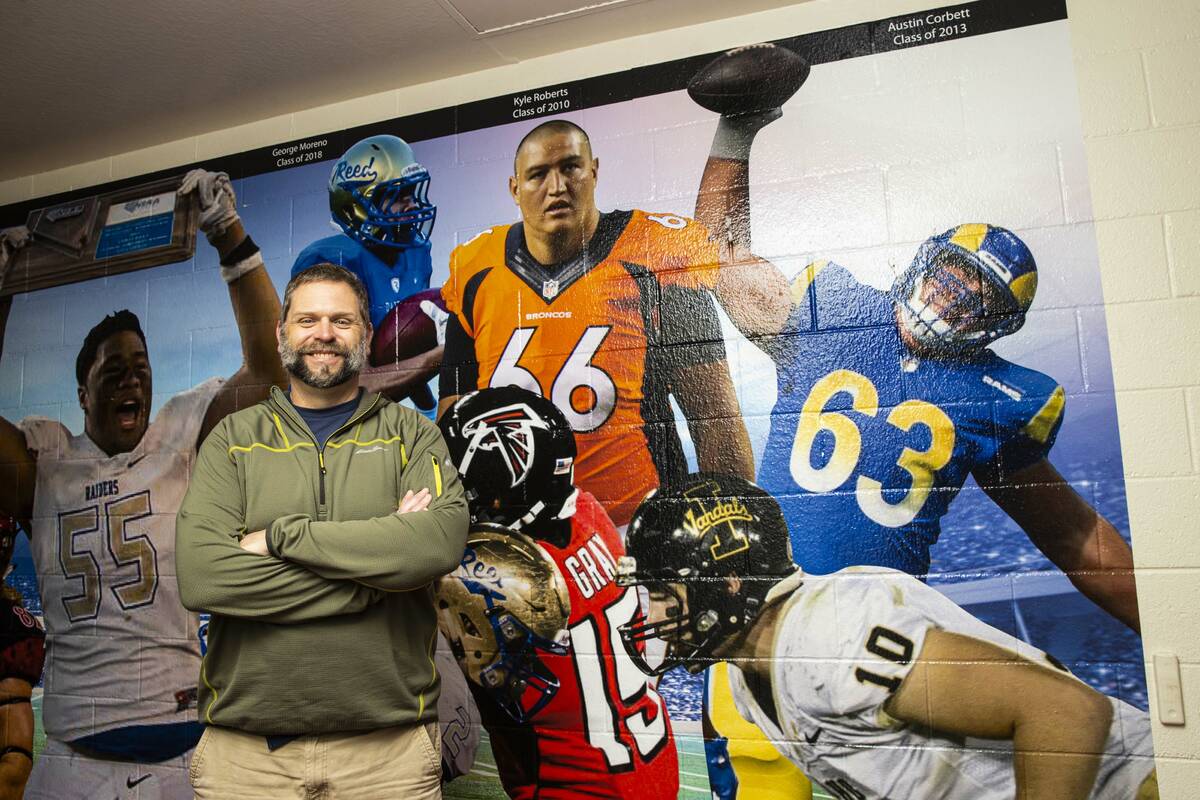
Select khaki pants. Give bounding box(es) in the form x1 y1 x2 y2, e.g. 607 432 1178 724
189 722 441 799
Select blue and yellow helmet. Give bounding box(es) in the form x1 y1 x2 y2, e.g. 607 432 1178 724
329 134 436 250
892 223 1038 358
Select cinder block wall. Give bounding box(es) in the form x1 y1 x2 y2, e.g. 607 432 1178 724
1 0 1197 795
1069 1 1200 795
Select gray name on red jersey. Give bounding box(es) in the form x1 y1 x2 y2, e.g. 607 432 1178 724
564 533 619 599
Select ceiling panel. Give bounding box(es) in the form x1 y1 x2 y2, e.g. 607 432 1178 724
0 0 808 182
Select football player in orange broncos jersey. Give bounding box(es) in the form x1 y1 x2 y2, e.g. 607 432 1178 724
439 119 756 526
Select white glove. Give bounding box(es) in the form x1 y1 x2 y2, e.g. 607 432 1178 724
0 226 31 286
419 299 449 347
711 107 783 161
178 169 240 243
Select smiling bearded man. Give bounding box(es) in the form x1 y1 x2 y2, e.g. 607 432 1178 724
176 262 470 799
277 296 371 390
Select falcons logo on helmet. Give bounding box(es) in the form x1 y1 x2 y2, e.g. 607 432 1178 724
459 403 550 488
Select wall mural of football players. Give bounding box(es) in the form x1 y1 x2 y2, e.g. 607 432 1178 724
439 120 755 527
617 473 1158 800
437 387 679 799
688 43 1143 799
0 170 286 799
0 4 1158 799
292 134 446 408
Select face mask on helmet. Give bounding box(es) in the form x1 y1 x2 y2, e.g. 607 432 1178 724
436 526 572 723
439 387 578 532
616 566 733 676
616 474 799 676
892 223 1038 359
329 135 437 250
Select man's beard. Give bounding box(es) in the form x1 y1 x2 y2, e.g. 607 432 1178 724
278 332 369 389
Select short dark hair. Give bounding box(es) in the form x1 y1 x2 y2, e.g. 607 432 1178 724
76 310 146 386
513 119 593 174
282 263 371 327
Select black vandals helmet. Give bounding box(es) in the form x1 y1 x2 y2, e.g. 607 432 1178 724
617 473 799 675
439 387 578 532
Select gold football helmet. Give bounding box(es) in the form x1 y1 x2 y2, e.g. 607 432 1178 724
436 524 571 723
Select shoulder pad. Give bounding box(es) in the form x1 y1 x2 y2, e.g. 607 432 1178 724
450 227 503 271
16 417 67 459
1020 384 1066 445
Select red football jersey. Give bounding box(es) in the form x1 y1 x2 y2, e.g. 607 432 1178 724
481 491 678 799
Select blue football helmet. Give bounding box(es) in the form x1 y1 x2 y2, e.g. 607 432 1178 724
329 135 436 249
435 525 571 723
892 223 1038 358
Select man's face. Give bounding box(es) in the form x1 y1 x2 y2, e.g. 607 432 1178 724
896 256 1001 358
509 131 599 246
386 187 419 214
277 281 370 389
645 584 685 629
643 582 690 667
79 330 152 455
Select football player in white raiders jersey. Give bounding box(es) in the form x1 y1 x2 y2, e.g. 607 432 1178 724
617 474 1159 800
0 170 286 798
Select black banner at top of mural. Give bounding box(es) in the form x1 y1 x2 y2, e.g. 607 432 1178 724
0 0 1066 228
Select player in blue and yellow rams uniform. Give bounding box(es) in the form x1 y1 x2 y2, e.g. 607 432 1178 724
293 135 441 406
755 227 1139 631
696 113 1140 633
691 86 1140 800
758 238 1062 576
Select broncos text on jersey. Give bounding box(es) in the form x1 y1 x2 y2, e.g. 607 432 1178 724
757 262 1066 575
440 210 728 525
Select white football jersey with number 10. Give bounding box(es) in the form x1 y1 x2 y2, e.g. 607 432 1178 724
729 567 1155 800
20 378 222 742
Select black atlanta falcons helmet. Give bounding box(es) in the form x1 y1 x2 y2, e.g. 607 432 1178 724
617 473 799 675
439 386 578 531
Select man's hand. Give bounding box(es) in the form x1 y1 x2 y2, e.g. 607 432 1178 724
710 107 783 161
240 530 269 556
360 347 442 405
178 169 240 245
0 227 31 290
398 488 432 515
239 490 430 558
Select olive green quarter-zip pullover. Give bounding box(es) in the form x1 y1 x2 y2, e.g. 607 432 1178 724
175 386 469 735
